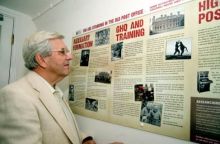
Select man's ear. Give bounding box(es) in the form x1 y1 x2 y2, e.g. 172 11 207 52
35 53 47 68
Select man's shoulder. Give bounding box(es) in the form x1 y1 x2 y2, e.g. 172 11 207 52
1 77 25 90
0 73 35 97
0 73 40 102
0 71 40 91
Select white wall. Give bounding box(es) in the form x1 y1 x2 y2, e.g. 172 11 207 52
3 0 195 143
0 6 36 82
76 115 194 144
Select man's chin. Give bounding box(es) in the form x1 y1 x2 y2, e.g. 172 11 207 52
64 70 71 76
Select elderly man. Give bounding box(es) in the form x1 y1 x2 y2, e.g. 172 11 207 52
0 31 124 144
0 31 81 144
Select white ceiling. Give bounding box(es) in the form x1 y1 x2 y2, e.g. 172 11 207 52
0 0 62 18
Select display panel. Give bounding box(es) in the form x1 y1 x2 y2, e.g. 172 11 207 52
69 0 220 142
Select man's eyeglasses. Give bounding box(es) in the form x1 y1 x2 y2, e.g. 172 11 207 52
50 48 70 55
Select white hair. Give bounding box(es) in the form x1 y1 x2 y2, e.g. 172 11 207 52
23 31 64 70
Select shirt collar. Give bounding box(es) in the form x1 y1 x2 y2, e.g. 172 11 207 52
33 72 63 98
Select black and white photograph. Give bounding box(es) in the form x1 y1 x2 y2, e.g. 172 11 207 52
85 98 98 112
166 38 192 60
140 102 163 127
95 28 110 46
197 71 213 93
111 42 123 61
68 84 74 101
135 83 154 102
95 70 112 84
80 49 90 66
149 9 184 35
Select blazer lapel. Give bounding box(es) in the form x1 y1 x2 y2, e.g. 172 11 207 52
26 72 75 144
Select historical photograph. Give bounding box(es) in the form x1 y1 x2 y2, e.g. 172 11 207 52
111 42 123 61
134 84 144 101
166 37 192 60
140 102 163 127
149 9 184 35
95 70 112 84
80 49 90 66
95 28 110 46
197 71 213 93
85 98 98 112
135 83 154 102
68 84 75 101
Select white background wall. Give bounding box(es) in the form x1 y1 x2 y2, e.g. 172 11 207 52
1 0 195 143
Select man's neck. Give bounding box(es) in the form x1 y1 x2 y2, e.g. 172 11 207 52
33 68 62 87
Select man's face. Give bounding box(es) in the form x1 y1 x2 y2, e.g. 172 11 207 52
44 39 72 79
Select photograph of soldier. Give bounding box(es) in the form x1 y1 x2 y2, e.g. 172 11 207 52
140 102 162 126
80 49 90 66
95 28 110 46
111 42 123 61
68 84 74 101
166 38 191 60
95 70 112 84
85 98 98 112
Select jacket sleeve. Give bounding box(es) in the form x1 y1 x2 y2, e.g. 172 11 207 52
0 88 42 144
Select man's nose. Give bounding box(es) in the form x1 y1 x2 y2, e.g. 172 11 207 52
66 52 73 60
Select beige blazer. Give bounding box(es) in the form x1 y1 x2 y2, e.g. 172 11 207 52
0 72 81 144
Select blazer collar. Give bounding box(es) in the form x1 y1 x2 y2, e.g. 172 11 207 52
25 71 77 144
